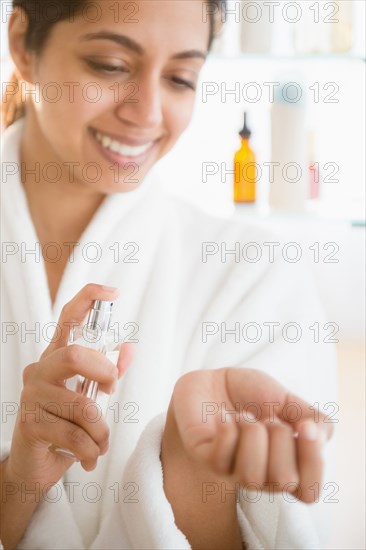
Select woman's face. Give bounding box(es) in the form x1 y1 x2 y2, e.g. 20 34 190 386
24 0 210 193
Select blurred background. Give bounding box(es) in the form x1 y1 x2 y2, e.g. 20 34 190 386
157 4 366 546
1 1 365 548
158 3 366 547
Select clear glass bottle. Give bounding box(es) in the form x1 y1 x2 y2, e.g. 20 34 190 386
50 300 121 459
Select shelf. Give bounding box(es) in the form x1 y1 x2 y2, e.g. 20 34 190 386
231 201 366 227
208 52 366 62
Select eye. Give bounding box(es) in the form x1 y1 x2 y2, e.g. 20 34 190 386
86 60 128 75
169 76 196 91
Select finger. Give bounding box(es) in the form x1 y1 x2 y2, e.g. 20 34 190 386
116 342 135 378
295 420 324 503
22 382 110 454
172 370 224 461
172 370 240 475
210 419 239 476
266 420 299 492
37 345 118 393
279 396 334 443
43 283 120 356
226 368 311 428
226 369 334 442
22 410 102 471
234 420 268 488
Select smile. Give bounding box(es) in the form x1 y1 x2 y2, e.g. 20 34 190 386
91 128 156 158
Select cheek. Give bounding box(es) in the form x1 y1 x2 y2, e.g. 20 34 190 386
37 81 114 127
165 97 196 139
36 57 114 130
35 79 116 156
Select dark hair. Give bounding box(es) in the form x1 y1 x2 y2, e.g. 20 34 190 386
1 0 226 129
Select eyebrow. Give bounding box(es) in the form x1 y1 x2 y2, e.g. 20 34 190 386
79 31 207 60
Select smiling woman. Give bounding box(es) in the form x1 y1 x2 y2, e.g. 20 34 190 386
2 0 223 195
2 0 222 127
1 0 225 306
0 1 337 550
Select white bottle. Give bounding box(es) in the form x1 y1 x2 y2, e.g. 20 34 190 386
240 0 273 54
331 1 353 53
269 83 308 213
51 300 121 459
294 3 332 54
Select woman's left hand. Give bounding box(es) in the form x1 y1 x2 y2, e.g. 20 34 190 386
163 368 332 504
161 368 332 550
161 367 333 549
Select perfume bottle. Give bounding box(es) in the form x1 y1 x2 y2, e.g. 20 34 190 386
51 300 121 459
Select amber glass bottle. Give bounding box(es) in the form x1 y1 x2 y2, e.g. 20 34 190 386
233 113 256 203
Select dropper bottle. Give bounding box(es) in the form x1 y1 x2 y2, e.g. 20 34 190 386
233 112 256 204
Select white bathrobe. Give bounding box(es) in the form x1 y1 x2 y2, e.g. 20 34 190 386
1 118 337 549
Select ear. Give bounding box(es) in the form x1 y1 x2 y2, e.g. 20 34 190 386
7 6 37 84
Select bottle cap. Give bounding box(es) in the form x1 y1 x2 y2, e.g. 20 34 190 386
239 112 251 138
87 300 113 332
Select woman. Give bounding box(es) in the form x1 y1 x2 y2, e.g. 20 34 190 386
0 1 337 549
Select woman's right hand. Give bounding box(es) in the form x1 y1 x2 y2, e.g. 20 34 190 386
5 283 134 489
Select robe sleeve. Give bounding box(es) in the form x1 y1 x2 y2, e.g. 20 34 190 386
16 413 186 549
17 413 267 550
91 411 326 550
91 414 287 550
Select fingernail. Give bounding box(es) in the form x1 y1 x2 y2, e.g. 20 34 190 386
101 285 119 292
299 421 318 441
119 354 130 373
119 345 135 374
318 426 328 446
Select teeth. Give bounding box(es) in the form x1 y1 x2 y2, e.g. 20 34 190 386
95 131 153 157
101 135 111 148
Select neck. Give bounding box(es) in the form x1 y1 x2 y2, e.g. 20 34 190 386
19 113 105 243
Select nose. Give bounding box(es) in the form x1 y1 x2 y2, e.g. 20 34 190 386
114 72 163 130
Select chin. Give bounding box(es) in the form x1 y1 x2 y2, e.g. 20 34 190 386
100 180 143 195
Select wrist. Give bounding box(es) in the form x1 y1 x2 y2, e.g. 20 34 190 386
161 406 242 550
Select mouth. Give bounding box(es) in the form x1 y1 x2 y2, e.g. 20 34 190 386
88 127 160 167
